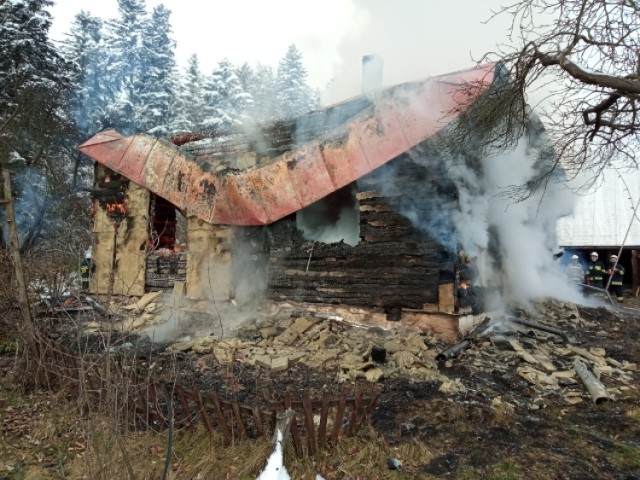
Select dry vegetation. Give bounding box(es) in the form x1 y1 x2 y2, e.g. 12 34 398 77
1 274 640 479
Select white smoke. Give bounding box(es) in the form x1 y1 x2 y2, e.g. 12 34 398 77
444 138 582 309
295 185 360 247
143 232 267 343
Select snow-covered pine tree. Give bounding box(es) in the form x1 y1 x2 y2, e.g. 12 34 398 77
0 0 73 164
138 4 178 135
103 0 149 133
61 11 109 138
171 54 206 132
236 63 255 94
275 45 319 120
202 58 253 132
248 63 277 124
0 0 88 252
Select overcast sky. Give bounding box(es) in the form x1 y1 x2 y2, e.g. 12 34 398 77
48 0 515 104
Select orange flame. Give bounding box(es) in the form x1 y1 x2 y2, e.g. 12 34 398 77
105 197 128 215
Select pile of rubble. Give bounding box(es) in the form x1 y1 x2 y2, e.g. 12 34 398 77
452 324 637 406
448 301 638 407
83 291 166 334
167 312 468 393
79 293 638 407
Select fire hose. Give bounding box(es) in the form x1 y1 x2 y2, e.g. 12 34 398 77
579 283 614 306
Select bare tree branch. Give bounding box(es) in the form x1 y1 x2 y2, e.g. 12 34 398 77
451 0 640 195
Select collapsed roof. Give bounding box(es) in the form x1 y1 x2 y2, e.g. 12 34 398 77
78 63 497 226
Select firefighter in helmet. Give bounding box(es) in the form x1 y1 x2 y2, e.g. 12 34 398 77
606 254 625 303
586 252 606 290
80 250 94 291
566 254 585 287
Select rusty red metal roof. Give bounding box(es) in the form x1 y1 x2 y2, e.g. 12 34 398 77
78 63 497 225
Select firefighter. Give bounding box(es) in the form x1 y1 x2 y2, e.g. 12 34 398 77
456 251 482 314
457 278 481 315
606 254 625 303
566 254 585 286
80 250 93 291
586 252 606 290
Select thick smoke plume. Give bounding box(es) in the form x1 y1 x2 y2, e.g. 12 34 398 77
379 79 583 310
445 139 580 309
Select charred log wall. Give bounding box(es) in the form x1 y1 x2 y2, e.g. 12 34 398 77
266 156 457 310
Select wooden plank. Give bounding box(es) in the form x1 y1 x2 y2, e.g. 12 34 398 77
231 401 247 440
192 387 213 437
284 393 303 456
174 385 193 426
266 400 303 410
330 395 347 444
317 392 331 446
302 392 316 456
362 391 381 421
208 392 231 445
252 405 265 438
345 392 363 436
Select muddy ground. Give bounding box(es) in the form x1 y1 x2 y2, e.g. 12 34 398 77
2 296 640 479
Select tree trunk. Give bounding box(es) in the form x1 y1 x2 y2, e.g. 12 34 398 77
2 169 35 336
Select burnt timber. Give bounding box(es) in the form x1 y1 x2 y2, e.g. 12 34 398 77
265 154 458 311
79 64 497 309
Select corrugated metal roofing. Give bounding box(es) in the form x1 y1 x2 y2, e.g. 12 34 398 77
78 63 497 225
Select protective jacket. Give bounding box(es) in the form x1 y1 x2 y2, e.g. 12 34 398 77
587 260 606 287
566 262 584 284
607 263 625 286
80 258 94 289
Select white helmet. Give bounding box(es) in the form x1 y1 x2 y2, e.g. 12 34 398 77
610 254 618 260
590 252 598 258
571 255 579 260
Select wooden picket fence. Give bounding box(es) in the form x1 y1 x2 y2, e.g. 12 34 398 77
30 335 380 456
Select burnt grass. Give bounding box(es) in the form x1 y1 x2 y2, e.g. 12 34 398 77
22 302 640 479
178 304 640 479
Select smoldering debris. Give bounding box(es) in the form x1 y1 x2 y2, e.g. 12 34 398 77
42 290 638 414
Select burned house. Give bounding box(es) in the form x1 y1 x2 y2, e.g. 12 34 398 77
78 63 499 319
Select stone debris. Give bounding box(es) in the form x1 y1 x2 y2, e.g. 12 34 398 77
454 300 637 405
83 295 166 335
165 309 454 385
161 299 637 405
122 290 163 313
82 295 637 407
